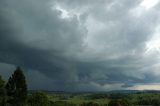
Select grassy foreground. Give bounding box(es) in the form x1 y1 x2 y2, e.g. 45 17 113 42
42 91 160 106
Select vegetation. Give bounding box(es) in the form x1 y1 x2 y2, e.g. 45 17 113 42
108 99 130 106
6 66 27 106
1 66 160 106
28 91 50 106
0 76 6 106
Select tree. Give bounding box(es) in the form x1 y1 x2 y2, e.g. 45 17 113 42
108 99 130 106
80 102 99 106
28 91 49 106
6 66 27 106
108 100 121 106
0 75 6 106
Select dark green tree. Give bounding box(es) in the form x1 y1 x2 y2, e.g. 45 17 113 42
0 76 6 106
6 66 27 106
108 99 130 106
80 102 99 106
5 75 15 97
108 100 121 106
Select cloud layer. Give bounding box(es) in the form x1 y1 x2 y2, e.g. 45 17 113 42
0 0 160 91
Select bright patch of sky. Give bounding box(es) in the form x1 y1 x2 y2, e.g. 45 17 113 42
145 26 160 54
140 0 159 9
53 5 71 19
129 83 160 90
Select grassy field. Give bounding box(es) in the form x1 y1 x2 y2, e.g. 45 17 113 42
44 91 160 106
48 93 109 105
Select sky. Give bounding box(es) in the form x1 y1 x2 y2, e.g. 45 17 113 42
0 0 160 91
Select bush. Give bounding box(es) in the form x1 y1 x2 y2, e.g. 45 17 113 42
28 91 49 106
0 76 6 106
80 102 99 106
108 99 130 106
50 101 76 106
136 97 160 106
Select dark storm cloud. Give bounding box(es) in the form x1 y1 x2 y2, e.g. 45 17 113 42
0 0 87 91
0 0 160 91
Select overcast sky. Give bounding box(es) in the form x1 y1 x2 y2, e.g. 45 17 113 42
0 0 160 91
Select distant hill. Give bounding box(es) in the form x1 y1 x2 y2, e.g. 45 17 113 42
109 90 160 94
28 90 160 94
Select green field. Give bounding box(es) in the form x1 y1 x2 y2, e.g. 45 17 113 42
48 93 109 105
42 91 160 106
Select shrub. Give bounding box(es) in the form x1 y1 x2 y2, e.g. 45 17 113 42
28 91 49 106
